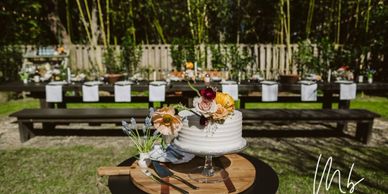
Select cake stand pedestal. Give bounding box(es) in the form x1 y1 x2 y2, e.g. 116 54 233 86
171 140 247 183
188 155 226 183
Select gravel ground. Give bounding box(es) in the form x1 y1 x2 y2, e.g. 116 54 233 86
0 116 387 149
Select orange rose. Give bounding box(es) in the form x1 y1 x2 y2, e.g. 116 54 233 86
215 92 235 113
213 104 229 120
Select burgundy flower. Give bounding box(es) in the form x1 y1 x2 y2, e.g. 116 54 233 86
200 116 209 126
200 88 216 100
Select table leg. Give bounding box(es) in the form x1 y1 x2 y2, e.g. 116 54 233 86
338 100 350 131
18 121 34 142
39 99 55 109
322 91 333 109
356 120 373 144
57 102 67 108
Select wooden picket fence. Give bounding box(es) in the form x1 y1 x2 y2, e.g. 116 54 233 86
18 44 314 79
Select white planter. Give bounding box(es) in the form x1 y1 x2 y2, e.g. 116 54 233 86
138 152 151 169
368 77 373 84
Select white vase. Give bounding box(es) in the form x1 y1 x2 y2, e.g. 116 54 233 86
368 77 373 84
22 79 28 84
138 152 151 169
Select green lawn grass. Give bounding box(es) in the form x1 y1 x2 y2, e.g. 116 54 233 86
0 145 386 194
0 146 136 194
0 95 387 193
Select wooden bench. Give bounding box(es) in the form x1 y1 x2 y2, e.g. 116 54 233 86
10 108 380 144
10 108 149 142
240 109 380 144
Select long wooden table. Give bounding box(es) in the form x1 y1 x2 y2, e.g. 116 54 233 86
1 81 387 109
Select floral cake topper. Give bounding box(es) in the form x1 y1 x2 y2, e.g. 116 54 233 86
188 81 235 126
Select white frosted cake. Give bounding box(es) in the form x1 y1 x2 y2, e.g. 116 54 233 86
173 110 246 154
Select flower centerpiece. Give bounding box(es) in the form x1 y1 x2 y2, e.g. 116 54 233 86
185 82 235 129
18 68 30 84
365 68 376 83
332 66 354 81
122 107 183 167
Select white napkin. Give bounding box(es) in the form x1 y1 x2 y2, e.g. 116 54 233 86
301 83 317 101
148 145 195 164
222 84 239 100
340 83 357 100
45 85 63 102
262 83 278 102
149 84 165 102
82 85 99 102
114 85 131 102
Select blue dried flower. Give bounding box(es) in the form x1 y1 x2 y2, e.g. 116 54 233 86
121 121 132 135
149 107 155 117
130 118 137 130
144 116 152 128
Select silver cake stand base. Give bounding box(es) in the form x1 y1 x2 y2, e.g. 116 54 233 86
171 139 247 183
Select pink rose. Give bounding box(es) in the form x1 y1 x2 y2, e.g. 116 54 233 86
193 97 217 118
198 98 213 111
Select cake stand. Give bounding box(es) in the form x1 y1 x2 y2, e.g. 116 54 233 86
171 139 247 183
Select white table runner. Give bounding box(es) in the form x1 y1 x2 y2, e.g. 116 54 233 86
301 82 317 101
114 84 132 102
222 84 239 100
262 82 278 102
340 83 357 100
45 85 63 102
82 85 99 102
149 82 166 102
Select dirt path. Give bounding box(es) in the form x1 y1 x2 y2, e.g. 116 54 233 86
0 116 387 149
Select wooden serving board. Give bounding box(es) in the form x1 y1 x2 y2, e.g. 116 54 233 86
128 154 256 194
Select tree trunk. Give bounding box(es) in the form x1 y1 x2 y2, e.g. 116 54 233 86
47 0 72 46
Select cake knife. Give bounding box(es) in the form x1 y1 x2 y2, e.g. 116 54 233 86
152 161 199 190
141 169 189 194
214 157 236 193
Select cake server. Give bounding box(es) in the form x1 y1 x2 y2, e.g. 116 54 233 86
141 168 189 194
152 161 199 190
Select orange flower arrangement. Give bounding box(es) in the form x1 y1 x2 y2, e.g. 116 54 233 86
185 62 194 69
152 106 183 136
189 85 235 125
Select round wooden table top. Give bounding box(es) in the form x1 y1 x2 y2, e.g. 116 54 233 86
108 153 279 194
